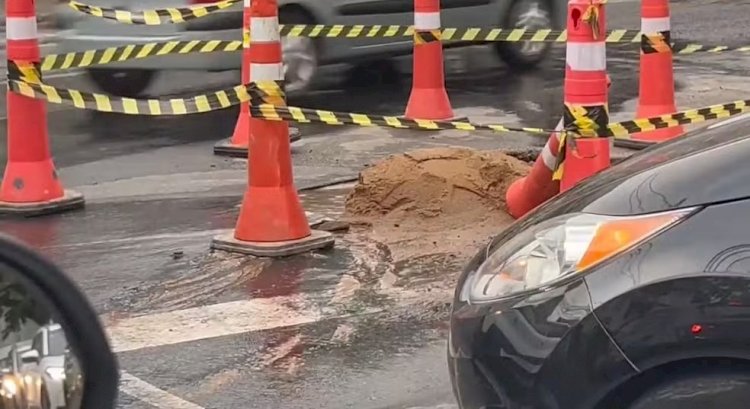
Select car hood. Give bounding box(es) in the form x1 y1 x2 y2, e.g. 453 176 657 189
544 115 750 215
488 115 750 251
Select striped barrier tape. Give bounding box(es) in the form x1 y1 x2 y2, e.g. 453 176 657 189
244 99 749 139
6 70 749 138
36 36 747 75
243 81 750 139
8 79 253 115
285 25 748 55
36 34 749 76
642 31 673 54
278 25 644 43
7 61 285 116
68 0 241 25
39 40 244 73
552 103 610 180
642 32 750 55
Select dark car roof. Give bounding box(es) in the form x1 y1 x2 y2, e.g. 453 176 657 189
539 115 750 217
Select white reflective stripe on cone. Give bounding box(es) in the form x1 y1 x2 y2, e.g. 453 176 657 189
250 63 284 81
6 17 37 41
414 12 441 30
641 17 670 33
541 118 563 170
244 0 250 6
251 17 281 42
541 144 558 171
566 42 606 71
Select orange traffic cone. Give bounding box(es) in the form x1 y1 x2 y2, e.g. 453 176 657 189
211 0 333 257
629 0 683 146
214 0 300 157
0 0 83 216
559 0 610 192
505 119 562 219
404 0 457 120
506 0 611 217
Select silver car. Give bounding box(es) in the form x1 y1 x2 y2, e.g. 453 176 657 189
53 0 567 96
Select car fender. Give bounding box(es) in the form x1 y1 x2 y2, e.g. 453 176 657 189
592 274 750 372
279 1 325 22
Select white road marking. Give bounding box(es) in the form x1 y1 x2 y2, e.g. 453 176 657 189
120 372 205 409
105 295 323 353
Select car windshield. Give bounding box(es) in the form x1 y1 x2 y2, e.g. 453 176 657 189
47 329 67 356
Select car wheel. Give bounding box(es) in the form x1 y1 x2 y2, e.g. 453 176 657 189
495 0 554 70
627 371 750 409
86 69 157 97
279 8 319 95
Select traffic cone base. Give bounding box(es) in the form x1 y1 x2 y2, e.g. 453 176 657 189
404 87 456 121
211 229 334 258
214 126 303 158
631 103 685 143
0 189 84 217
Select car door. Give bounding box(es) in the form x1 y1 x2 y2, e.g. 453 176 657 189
324 0 502 61
325 0 415 61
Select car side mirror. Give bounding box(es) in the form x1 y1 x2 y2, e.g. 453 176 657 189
19 349 39 364
0 234 119 409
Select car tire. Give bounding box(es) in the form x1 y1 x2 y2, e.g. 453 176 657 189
627 371 750 409
279 8 319 95
86 69 157 97
495 0 554 70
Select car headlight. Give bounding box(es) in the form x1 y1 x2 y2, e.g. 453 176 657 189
460 208 695 304
45 367 65 380
2 378 17 396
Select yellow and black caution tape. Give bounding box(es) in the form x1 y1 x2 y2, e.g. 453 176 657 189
241 81 750 139
278 25 644 43
605 100 749 138
563 104 610 137
414 30 442 45
6 69 749 138
33 32 749 74
280 25 750 55
641 31 673 54
552 103 610 180
8 60 42 84
67 0 241 25
673 42 750 55
38 40 244 73
8 61 286 115
247 103 554 136
8 79 255 115
646 35 750 55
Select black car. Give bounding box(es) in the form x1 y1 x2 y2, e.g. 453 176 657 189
448 115 750 409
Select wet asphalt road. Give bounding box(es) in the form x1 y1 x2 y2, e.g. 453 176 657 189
2 1 750 408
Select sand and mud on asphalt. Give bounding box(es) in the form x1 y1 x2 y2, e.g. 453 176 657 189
341 146 528 292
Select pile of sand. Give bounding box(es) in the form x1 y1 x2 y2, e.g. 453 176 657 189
342 147 530 264
339 147 530 293
345 146 529 221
